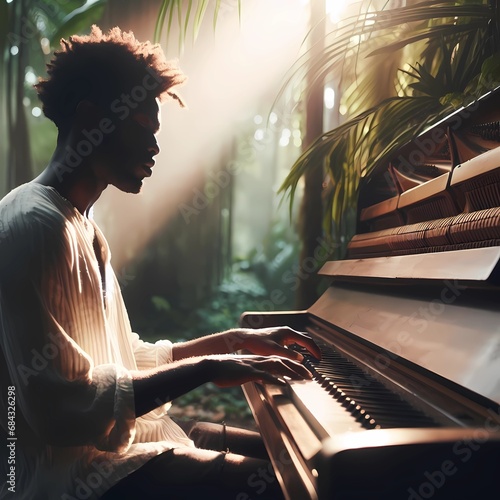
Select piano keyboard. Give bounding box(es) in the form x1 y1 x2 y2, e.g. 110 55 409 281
290 340 439 433
243 327 500 499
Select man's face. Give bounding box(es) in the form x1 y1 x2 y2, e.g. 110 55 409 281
102 98 161 194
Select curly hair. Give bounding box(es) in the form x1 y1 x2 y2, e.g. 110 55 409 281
35 25 186 130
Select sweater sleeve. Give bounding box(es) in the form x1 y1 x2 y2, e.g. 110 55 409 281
0 197 136 452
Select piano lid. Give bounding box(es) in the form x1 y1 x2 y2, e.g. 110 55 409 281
318 246 500 283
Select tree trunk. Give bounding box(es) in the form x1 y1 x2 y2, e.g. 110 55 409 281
295 0 326 309
7 0 33 191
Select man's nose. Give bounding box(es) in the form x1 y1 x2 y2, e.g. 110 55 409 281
149 140 160 157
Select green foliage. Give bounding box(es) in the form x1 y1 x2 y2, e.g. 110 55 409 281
144 218 300 344
50 0 108 44
151 295 172 313
143 272 261 343
193 223 299 333
193 274 266 335
148 0 500 264
154 0 242 50
147 235 300 426
279 0 500 238
234 220 300 303
1 0 109 191
153 271 275 342
149 222 300 426
464 52 500 97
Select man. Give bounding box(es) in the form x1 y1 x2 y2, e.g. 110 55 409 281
0 26 320 499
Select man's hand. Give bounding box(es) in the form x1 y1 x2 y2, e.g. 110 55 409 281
203 354 313 387
232 326 322 362
133 352 313 417
172 326 321 363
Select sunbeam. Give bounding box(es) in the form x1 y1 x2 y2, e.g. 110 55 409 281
94 0 308 269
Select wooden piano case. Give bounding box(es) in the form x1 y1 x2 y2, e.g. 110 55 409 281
240 87 500 500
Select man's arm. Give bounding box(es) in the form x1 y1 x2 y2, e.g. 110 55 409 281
132 353 312 417
171 326 322 362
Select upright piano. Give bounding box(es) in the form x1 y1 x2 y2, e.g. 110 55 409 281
240 87 500 499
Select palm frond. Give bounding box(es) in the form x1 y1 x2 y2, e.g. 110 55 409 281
281 94 453 236
154 0 170 44
154 0 241 47
278 0 498 239
367 21 487 56
193 0 210 41
275 1 492 108
213 0 221 31
50 0 107 44
151 0 499 243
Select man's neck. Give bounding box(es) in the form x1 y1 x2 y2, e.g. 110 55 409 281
34 133 107 216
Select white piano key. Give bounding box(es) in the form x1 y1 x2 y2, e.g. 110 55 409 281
287 379 364 439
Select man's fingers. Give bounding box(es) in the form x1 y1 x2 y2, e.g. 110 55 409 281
253 369 288 386
258 339 305 362
213 362 293 387
280 328 322 360
210 353 313 389
258 356 313 380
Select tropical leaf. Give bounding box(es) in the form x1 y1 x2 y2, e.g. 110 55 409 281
278 0 498 240
275 1 492 109
154 0 242 46
154 0 170 45
367 22 486 57
50 0 108 44
150 0 499 245
213 0 221 31
475 53 500 92
193 0 209 41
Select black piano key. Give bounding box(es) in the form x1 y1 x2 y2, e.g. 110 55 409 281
292 341 440 429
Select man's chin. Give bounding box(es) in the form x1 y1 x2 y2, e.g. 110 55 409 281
113 178 144 194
